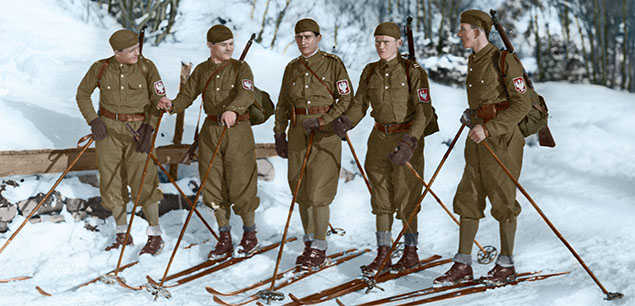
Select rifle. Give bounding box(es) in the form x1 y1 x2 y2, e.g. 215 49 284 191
138 25 147 56
405 16 416 62
181 33 257 165
489 10 555 147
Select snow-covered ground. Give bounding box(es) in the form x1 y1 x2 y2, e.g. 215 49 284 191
1 1 634 305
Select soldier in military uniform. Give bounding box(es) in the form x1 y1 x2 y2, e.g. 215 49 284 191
434 10 532 285
76 29 166 255
157 25 260 258
273 18 353 270
333 22 434 274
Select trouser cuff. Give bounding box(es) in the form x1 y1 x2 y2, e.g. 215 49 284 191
311 239 327 251
243 224 256 232
376 231 392 247
496 255 514 267
146 225 162 236
454 253 472 266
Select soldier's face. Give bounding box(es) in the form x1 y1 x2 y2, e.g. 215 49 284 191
457 23 477 49
114 43 140 65
374 36 402 61
209 38 234 63
295 31 321 57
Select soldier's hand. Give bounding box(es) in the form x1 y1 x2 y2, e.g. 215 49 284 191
221 111 237 127
388 135 417 165
89 118 108 141
332 116 353 139
274 133 288 158
157 97 173 111
460 108 476 128
302 117 321 135
135 123 154 153
468 124 488 144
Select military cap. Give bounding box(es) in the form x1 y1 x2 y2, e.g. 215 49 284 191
460 10 493 33
109 29 138 51
295 18 320 34
373 22 401 39
207 25 233 43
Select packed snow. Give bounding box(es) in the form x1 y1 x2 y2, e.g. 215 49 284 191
0 1 633 305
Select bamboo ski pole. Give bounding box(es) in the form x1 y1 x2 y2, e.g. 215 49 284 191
0 136 94 257
258 133 314 302
156 126 227 290
114 112 164 277
479 139 623 300
344 133 372 194
369 124 466 288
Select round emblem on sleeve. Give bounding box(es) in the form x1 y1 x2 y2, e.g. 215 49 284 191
242 79 254 91
513 77 527 94
336 80 350 95
417 88 430 103
154 80 166 95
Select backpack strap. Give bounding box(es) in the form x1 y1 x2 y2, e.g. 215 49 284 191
96 58 111 89
201 60 232 103
496 50 547 115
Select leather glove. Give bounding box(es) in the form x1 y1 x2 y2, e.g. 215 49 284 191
460 108 476 128
274 133 288 158
89 118 107 141
332 116 353 139
302 117 321 135
135 123 154 153
388 135 418 165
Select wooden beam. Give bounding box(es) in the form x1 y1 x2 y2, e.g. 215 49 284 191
0 143 276 177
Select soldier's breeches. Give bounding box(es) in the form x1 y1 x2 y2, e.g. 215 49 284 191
298 205 314 235
213 205 231 228
376 213 394 232
198 121 259 218
111 205 127 225
365 129 424 222
499 217 517 256
142 202 160 226
96 118 162 219
313 205 330 240
453 128 524 221
287 125 341 207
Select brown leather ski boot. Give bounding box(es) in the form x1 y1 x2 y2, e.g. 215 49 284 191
481 264 517 285
361 246 392 276
104 233 133 251
301 248 326 270
236 231 259 257
433 262 474 286
295 241 312 266
139 235 164 256
390 246 419 273
208 231 233 259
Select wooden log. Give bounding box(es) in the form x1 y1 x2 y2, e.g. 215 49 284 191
0 143 276 177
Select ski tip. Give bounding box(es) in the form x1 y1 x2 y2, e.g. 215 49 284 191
289 293 304 304
116 277 144 290
0 276 31 283
35 286 52 296
205 286 220 295
212 294 234 306
145 275 159 286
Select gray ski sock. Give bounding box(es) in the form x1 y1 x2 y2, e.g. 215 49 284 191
115 224 128 234
146 225 162 236
376 231 392 247
219 225 231 233
303 233 314 243
496 255 514 267
243 224 256 232
311 239 328 251
454 253 472 266
404 232 419 247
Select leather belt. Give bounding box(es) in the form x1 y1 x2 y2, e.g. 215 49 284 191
99 107 145 122
293 105 331 115
374 121 412 134
476 101 510 123
207 112 250 125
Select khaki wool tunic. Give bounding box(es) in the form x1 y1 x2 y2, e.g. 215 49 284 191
274 50 353 207
453 43 532 221
76 56 164 213
171 58 259 216
346 57 430 219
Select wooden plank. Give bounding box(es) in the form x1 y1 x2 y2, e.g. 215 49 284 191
0 143 276 177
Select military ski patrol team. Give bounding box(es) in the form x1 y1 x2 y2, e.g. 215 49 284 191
77 9 532 285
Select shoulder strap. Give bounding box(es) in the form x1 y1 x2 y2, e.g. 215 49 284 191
498 50 508 79
96 58 111 89
364 62 380 84
300 59 335 98
201 60 232 102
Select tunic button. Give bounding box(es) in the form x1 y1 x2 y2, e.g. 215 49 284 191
305 85 309 88
385 73 389 77
468 84 473 87
120 86 124 90
322 77 325 80
307 100 311 104
401 83 405 86
469 68 473 72
480 80 484 83
305 72 309 76
120 74 124 78
231 85 234 88
216 75 220 78
216 88 220 91
107 86 110 89
385 86 389 89
292 82 296 86
138 84 142 88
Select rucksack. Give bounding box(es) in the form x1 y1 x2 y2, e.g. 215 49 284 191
229 60 274 126
365 58 439 137
494 50 555 147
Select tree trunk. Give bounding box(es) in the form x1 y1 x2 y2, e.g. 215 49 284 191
620 0 628 89
602 0 609 86
574 15 591 81
255 0 271 43
436 0 447 54
250 0 257 19
269 0 292 49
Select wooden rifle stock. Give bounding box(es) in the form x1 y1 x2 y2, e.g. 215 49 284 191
489 10 514 53
138 25 147 56
181 33 257 165
405 16 416 62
